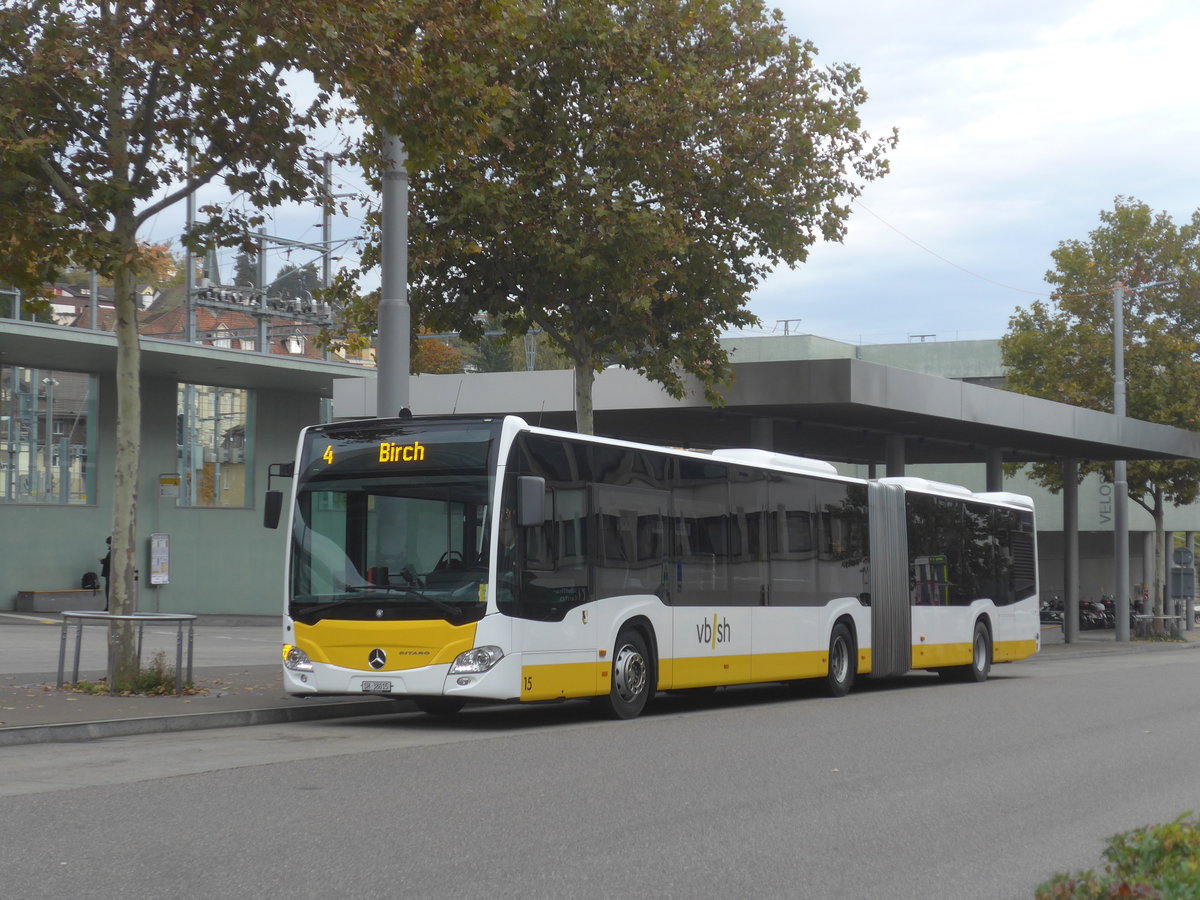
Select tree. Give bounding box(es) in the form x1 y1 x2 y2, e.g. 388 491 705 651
331 0 895 433
1000 196 1200 619
414 333 465 374
60 241 181 289
0 0 513 686
465 314 569 372
269 261 322 300
233 249 259 289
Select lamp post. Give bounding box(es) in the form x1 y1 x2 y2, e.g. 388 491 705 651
377 131 410 419
1112 284 1130 641
1112 277 1176 642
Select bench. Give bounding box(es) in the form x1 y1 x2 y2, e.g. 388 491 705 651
14 589 105 613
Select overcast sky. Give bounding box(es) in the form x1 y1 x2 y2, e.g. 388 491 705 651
747 0 1200 345
144 1 1200 348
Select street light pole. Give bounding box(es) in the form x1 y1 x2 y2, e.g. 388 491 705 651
377 131 410 419
1112 282 1130 641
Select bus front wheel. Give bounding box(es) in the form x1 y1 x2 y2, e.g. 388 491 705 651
825 623 856 698
603 628 652 720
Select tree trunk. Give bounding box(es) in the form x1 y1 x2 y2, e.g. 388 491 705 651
572 358 595 435
110 215 142 686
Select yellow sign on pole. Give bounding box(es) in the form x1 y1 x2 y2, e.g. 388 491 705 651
158 473 181 498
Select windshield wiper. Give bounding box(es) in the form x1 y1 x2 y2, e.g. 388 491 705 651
291 598 356 619
344 584 465 620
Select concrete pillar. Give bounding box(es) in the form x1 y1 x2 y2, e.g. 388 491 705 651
1063 460 1079 644
985 448 1004 492
1142 532 1155 615
1164 531 1174 620
885 435 905 477
1187 533 1196 631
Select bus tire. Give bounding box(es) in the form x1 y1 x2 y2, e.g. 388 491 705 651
940 620 992 683
413 696 466 716
603 628 652 720
966 620 992 682
825 622 856 698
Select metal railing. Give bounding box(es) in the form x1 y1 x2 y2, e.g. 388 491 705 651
1132 614 1185 640
57 612 197 695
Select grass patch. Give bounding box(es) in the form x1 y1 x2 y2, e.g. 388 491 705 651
1037 813 1200 899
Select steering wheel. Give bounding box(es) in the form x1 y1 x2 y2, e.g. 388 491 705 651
434 550 465 570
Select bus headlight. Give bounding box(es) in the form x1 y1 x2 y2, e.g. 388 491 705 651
283 645 313 672
449 646 504 674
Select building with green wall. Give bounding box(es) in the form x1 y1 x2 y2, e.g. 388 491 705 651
0 321 370 615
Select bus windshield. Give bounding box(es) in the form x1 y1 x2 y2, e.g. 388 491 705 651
288 423 498 625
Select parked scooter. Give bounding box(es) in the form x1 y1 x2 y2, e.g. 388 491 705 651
1040 594 1064 624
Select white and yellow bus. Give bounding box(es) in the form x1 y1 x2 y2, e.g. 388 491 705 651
268 414 1039 719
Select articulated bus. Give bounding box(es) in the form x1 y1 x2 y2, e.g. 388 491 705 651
267 414 1039 719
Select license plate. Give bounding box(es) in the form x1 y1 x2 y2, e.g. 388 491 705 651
360 680 393 693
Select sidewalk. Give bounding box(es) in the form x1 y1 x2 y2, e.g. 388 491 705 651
0 613 398 746
1038 619 1200 655
0 613 1196 746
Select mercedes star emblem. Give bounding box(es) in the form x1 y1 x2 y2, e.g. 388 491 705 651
368 648 387 669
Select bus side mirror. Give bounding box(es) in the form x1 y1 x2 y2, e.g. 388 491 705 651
264 490 284 529
263 461 294 529
517 476 546 527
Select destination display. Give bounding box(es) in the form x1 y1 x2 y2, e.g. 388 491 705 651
297 422 499 483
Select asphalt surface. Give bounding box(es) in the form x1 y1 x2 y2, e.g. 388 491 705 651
0 611 1196 746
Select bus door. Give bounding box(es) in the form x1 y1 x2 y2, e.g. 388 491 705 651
905 492 968 668
726 467 786 684
510 482 598 701
671 460 752 687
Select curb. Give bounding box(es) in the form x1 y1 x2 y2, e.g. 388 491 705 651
0 698 402 747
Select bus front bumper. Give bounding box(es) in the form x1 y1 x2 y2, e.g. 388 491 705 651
283 653 521 701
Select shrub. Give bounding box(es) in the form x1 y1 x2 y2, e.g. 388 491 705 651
68 650 199 695
1036 813 1200 899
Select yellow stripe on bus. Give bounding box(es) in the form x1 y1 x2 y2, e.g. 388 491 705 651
912 638 1039 669
994 639 1038 662
522 649 881 700
520 638 1033 703
912 642 972 669
520 662 604 701
751 651 835 683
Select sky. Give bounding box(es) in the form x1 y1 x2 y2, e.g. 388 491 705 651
744 0 1200 344
141 0 1200 347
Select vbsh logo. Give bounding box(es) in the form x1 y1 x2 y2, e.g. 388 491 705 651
695 614 731 649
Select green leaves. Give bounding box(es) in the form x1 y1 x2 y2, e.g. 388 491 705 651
1037 813 1200 899
1001 196 1200 512
332 0 893 431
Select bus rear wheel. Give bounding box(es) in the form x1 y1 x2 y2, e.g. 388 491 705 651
825 623 856 698
602 628 652 720
966 620 992 682
940 620 991 683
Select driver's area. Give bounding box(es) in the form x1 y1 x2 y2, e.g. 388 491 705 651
290 474 492 621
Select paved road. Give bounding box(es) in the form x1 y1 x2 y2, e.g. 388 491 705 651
2 646 1198 899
